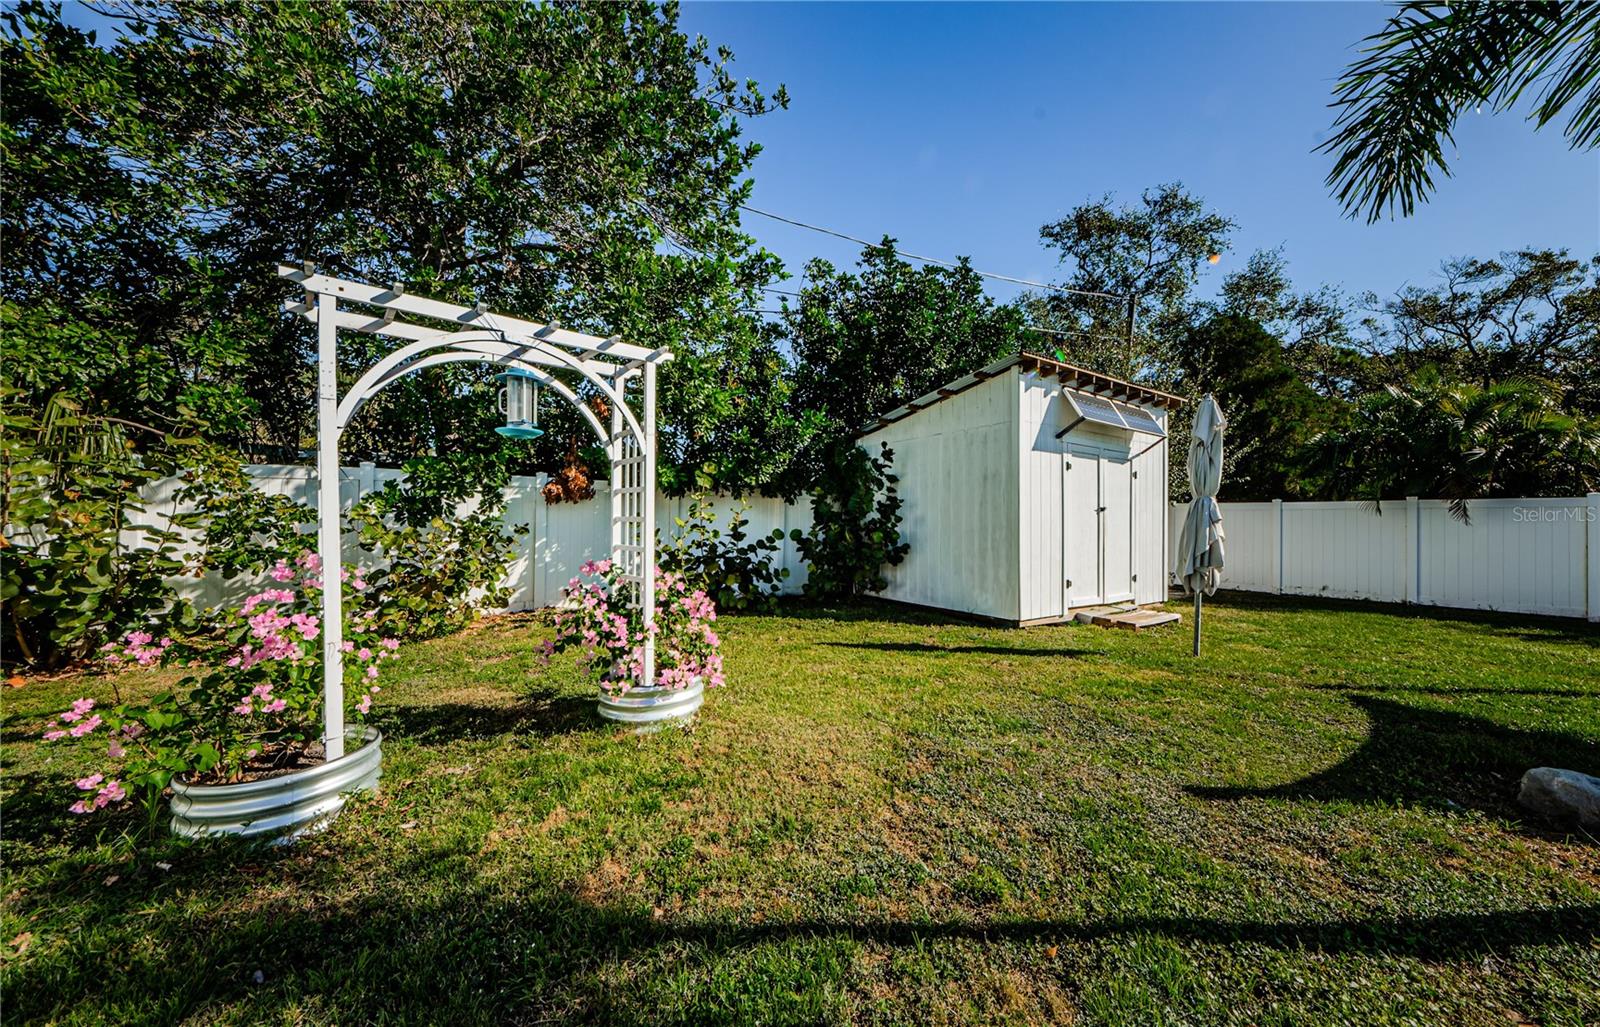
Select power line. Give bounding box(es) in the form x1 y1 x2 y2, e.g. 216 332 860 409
736 203 1127 302
1022 323 1142 345
743 307 1132 347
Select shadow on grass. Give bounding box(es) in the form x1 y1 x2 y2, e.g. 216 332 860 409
0 769 117 855
822 641 1096 658
8 850 1597 1027
1199 589 1600 645
1309 681 1598 699
1188 695 1600 837
768 596 1006 630
377 687 596 743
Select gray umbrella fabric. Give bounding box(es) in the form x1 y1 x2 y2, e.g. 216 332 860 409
1176 395 1226 653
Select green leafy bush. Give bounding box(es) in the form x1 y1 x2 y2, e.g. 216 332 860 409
173 451 318 579
660 493 788 613
1 389 189 669
794 442 908 600
346 457 527 640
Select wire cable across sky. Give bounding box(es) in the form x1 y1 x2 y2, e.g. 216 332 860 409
736 203 1126 302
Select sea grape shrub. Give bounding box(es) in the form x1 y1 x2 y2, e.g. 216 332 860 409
795 441 909 599
345 468 525 641
40 554 400 820
541 560 723 694
660 493 789 613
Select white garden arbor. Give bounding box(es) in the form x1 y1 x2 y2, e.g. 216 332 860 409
278 265 671 759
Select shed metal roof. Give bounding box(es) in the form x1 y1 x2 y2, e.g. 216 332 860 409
858 351 1185 436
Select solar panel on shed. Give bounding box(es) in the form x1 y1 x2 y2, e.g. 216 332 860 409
1067 390 1130 431
1113 400 1164 436
1063 390 1165 436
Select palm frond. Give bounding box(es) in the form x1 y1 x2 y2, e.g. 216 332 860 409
1321 2 1600 222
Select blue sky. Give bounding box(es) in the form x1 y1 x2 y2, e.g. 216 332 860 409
677 2 1599 306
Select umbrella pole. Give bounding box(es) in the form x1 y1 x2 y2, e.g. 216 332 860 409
1193 592 1202 657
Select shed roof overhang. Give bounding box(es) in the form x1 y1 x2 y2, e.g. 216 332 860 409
1017 352 1185 409
858 351 1184 436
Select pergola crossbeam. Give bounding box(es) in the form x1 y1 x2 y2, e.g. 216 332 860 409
277 265 670 368
285 301 625 378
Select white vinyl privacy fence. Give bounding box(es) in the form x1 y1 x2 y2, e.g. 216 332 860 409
137 467 1600 623
136 464 812 613
1170 495 1600 621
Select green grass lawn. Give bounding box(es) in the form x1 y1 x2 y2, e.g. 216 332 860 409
4 593 1598 1026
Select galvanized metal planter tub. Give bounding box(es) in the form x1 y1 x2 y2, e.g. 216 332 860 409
168 726 382 842
597 677 703 729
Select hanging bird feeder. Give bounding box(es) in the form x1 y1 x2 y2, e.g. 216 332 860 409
495 368 544 440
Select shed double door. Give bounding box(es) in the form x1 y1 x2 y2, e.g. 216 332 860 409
1063 444 1134 609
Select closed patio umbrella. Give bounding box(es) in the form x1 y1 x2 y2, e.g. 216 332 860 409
1176 394 1227 656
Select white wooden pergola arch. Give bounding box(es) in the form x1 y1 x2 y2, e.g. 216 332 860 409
278 265 671 759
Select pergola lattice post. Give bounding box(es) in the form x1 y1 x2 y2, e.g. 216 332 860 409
282 265 670 760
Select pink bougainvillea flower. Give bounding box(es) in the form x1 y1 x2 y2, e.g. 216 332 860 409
263 698 286 714
356 694 372 715
69 715 102 738
108 740 126 759
42 729 66 742
269 559 296 582
357 647 372 661
365 665 379 680
69 800 93 815
74 773 104 790
60 698 95 723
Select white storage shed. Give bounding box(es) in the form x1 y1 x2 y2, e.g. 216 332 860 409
858 352 1184 625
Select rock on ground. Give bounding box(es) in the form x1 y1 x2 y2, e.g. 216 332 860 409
1518 767 1600 828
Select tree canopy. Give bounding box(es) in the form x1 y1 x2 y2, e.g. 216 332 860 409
2 0 794 492
780 241 1025 492
1033 183 1235 382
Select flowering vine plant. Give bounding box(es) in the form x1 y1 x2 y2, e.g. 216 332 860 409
541 560 724 694
40 552 400 819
